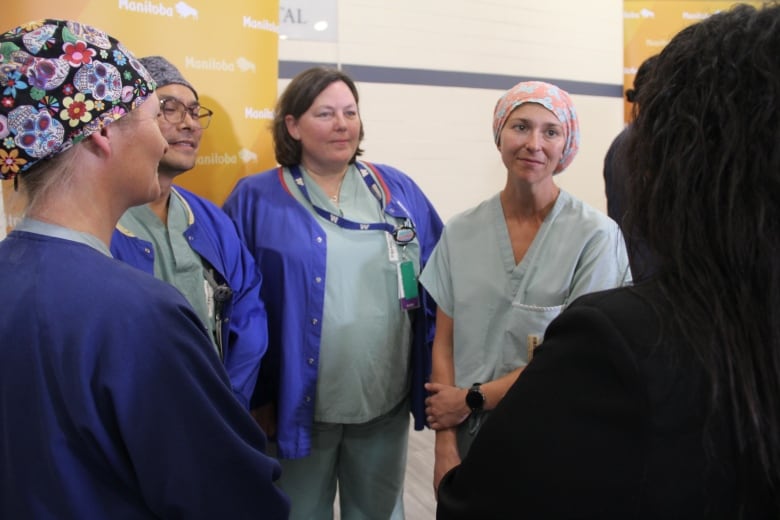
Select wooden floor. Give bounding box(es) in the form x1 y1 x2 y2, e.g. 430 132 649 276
334 422 437 519
402 424 437 519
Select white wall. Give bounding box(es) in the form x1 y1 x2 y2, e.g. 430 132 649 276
279 0 625 222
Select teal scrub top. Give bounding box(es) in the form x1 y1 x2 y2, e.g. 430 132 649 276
283 164 420 423
420 191 631 387
118 193 217 351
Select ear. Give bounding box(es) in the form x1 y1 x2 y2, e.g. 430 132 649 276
82 123 114 159
285 114 301 140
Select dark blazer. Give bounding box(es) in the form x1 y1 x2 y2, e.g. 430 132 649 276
436 283 774 519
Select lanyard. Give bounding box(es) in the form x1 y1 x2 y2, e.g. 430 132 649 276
290 163 416 244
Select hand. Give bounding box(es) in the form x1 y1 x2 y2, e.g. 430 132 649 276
425 382 470 430
433 443 461 496
250 402 277 439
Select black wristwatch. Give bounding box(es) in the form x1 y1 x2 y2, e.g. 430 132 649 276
465 382 485 412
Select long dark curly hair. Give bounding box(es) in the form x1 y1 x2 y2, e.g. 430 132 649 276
625 2 780 509
624 54 657 103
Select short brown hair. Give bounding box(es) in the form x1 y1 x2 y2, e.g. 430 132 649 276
273 67 365 166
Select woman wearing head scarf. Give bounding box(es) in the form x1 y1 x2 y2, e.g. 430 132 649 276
420 81 631 492
436 4 780 519
0 19 288 518
224 66 443 519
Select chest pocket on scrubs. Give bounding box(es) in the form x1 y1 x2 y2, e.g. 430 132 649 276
501 302 563 373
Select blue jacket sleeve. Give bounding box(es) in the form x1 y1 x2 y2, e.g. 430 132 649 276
220 238 268 409
174 188 268 409
223 176 281 410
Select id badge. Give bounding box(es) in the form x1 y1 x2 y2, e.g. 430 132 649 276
397 260 420 310
386 232 400 262
204 279 215 319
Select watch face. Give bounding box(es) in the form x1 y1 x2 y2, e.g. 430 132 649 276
466 387 484 410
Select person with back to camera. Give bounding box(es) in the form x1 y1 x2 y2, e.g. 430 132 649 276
603 54 658 280
223 66 444 519
436 3 780 518
419 80 631 493
0 19 289 519
111 56 267 410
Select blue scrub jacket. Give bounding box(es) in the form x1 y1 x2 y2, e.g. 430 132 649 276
224 161 444 459
0 231 289 518
111 186 267 409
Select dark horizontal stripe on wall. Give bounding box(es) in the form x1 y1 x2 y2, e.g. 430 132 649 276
279 60 623 98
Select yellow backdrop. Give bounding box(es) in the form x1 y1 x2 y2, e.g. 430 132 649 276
2 0 278 233
623 1 763 122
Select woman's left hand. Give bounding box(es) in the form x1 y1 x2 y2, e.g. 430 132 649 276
425 382 470 430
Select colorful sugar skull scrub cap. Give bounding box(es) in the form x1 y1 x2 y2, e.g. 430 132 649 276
492 80 580 174
0 19 156 180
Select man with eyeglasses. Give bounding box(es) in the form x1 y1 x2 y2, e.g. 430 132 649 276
111 56 268 412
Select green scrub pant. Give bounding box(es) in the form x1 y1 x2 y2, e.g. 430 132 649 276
276 398 410 520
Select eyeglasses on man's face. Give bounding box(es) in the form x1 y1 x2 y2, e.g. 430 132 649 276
158 97 214 129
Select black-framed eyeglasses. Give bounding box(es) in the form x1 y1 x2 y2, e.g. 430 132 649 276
159 97 214 129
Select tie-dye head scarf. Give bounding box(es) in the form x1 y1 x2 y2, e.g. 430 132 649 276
0 19 156 180
492 81 580 174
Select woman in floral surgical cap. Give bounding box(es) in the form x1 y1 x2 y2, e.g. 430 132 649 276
0 19 288 519
420 80 631 493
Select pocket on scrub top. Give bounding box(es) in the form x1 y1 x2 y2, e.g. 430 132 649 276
501 303 564 372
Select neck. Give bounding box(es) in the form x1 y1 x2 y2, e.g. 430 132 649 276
147 173 175 223
28 194 120 248
301 161 349 199
500 180 560 222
